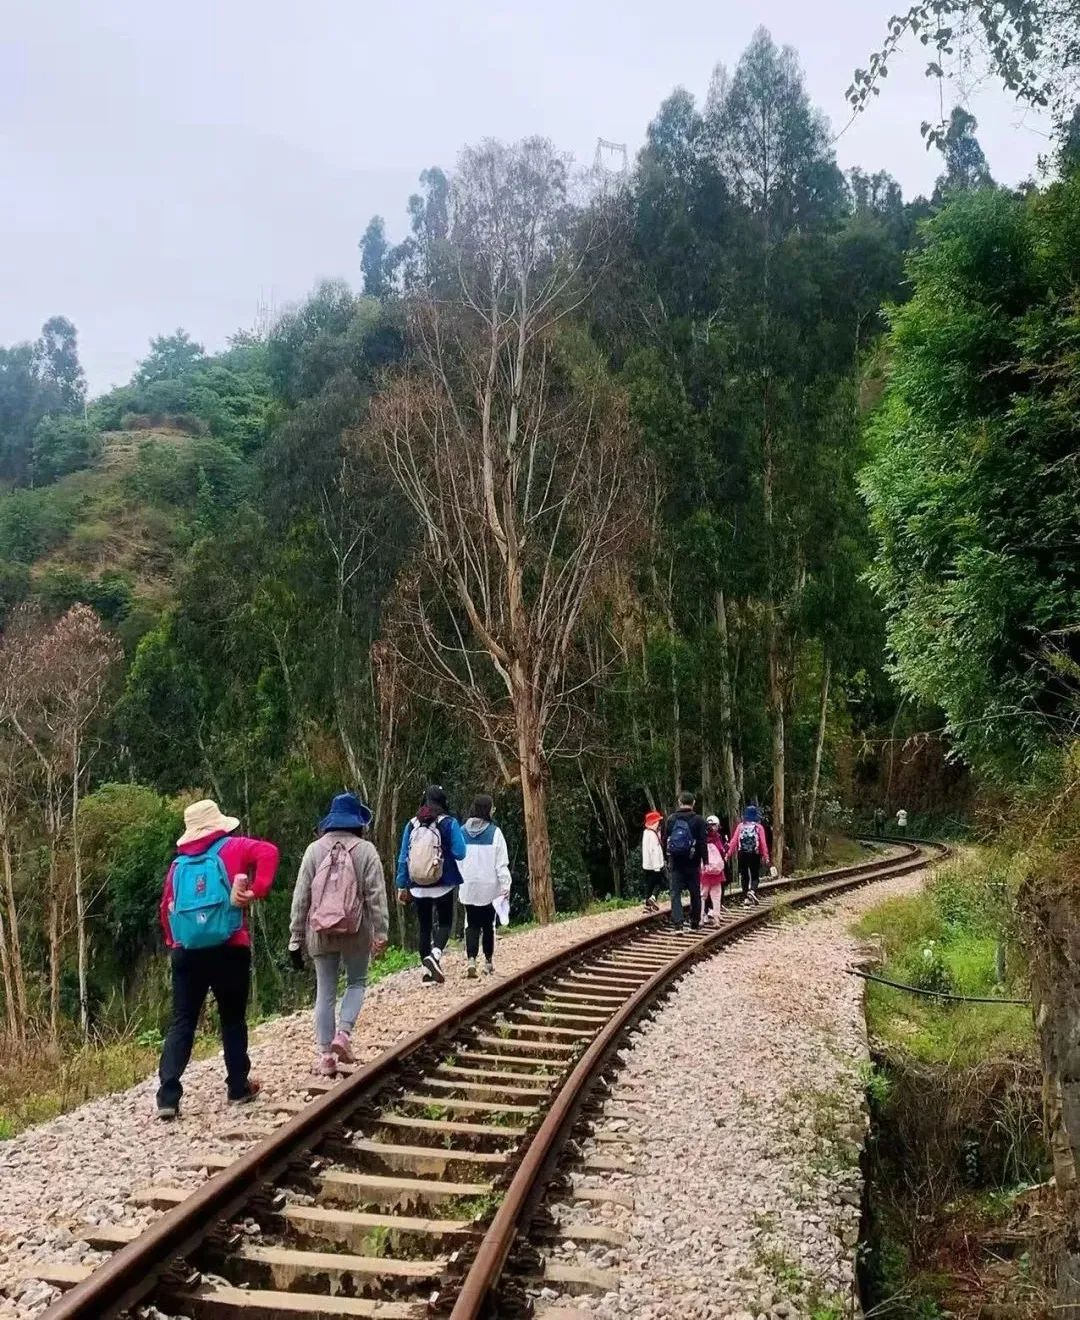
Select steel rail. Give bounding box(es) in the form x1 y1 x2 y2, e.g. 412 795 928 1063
448 839 946 1318
40 839 939 1320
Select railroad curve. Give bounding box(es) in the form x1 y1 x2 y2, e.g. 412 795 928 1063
36 839 943 1320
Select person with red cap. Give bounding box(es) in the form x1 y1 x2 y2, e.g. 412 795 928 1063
640 809 666 912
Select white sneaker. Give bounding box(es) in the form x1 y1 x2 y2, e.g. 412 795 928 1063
483 960 495 976
466 958 478 979
423 952 445 984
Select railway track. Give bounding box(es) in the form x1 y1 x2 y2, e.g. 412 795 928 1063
35 839 942 1320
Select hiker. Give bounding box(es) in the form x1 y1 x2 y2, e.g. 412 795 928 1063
663 791 708 930
156 799 279 1120
726 803 770 908
641 809 666 912
395 784 467 984
287 793 389 1077
896 807 908 833
459 793 511 978
701 815 727 925
873 806 887 837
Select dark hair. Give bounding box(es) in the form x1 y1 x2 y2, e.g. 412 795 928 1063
469 794 494 821
678 790 696 808
423 783 449 813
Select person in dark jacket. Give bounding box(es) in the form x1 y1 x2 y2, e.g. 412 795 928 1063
395 784 467 984
663 790 709 930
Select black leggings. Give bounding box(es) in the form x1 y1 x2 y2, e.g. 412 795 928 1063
642 868 665 901
738 852 761 896
464 903 496 960
415 891 455 959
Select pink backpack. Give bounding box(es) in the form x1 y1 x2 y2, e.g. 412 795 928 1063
308 839 363 934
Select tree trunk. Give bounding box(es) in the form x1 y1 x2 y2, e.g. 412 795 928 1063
48 880 61 1042
0 895 17 1041
515 689 554 923
72 746 90 1038
664 574 681 798
798 653 832 869
767 631 786 875
715 592 740 830
2 833 28 1031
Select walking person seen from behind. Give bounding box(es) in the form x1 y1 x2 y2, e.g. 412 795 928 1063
395 784 467 984
641 809 666 912
700 815 726 925
726 803 770 908
156 799 279 1120
288 793 389 1078
459 794 511 979
664 791 708 930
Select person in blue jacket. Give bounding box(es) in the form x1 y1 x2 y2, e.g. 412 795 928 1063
395 784 467 983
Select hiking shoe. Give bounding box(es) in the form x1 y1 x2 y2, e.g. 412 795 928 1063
742 898 753 909
422 953 445 984
644 897 659 912
330 1031 354 1064
466 958 478 979
483 960 495 977
750 892 761 906
313 1053 337 1077
228 1079 262 1105
156 1101 179 1121
421 968 434 983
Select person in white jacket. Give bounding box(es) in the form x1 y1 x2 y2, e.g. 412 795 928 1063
459 794 511 978
641 809 666 912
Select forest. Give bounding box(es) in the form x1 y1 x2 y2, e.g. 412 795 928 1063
0 20 1076 1066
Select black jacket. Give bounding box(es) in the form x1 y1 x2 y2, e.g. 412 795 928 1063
662 809 708 869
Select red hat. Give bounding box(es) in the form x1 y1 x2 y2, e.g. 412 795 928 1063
644 810 663 828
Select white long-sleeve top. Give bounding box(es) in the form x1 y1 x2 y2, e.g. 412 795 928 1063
459 818 512 907
642 826 665 872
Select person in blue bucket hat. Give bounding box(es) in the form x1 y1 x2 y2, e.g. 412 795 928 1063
288 793 388 1077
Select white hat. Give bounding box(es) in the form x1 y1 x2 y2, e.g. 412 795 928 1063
706 814 720 826
177 799 240 847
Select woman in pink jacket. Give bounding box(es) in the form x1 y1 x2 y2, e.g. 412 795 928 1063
725 804 770 909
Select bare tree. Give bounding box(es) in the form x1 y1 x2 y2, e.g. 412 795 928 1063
370 138 642 922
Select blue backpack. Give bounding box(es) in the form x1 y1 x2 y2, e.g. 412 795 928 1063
667 816 694 860
168 838 242 949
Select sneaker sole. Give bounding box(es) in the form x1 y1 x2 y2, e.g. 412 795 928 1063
156 1108 179 1121
466 967 478 979
422 956 445 984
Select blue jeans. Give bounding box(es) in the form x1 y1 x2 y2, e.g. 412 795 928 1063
313 949 370 1051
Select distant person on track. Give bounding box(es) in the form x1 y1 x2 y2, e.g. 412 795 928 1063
726 804 770 908
395 785 467 985
156 799 279 1120
896 807 908 833
664 791 708 930
873 806 886 837
700 815 727 925
287 793 389 1078
459 793 511 979
641 809 666 912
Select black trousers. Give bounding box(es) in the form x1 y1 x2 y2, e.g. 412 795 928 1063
738 851 762 896
158 944 251 1107
642 867 666 901
416 891 455 958
464 902 496 960
669 865 701 929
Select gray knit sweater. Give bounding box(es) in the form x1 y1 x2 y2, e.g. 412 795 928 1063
289 832 389 957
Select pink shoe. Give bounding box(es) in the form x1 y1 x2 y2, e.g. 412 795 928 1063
313 1053 337 1077
330 1030 355 1064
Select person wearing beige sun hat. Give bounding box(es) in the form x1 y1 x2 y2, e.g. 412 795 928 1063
155 799 280 1119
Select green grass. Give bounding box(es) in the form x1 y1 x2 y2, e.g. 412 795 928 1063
852 851 1034 1067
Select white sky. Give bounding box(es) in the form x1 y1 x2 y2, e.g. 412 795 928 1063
2 0 1051 394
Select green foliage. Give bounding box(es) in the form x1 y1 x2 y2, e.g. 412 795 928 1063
31 415 102 485
863 182 1080 781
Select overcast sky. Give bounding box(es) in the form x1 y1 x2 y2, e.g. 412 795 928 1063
3 0 1051 395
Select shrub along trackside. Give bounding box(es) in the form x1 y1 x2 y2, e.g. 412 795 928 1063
854 851 1049 1318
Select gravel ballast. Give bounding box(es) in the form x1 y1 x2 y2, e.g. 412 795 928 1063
0 902 647 1318
538 871 926 1320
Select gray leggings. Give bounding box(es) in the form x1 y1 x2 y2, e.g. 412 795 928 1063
313 949 370 1051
